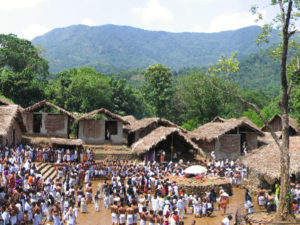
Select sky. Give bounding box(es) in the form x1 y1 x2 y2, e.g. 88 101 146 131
0 0 280 40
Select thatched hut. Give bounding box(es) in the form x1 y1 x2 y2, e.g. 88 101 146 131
23 101 76 138
261 114 299 135
0 105 26 146
132 127 203 162
189 118 264 160
50 138 84 149
240 136 300 190
76 108 129 145
127 118 187 146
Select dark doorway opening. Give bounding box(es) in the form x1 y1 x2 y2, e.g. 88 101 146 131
13 129 15 145
33 114 42 133
240 133 246 154
105 121 117 140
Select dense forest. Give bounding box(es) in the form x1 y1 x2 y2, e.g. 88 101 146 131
0 33 299 130
32 25 281 73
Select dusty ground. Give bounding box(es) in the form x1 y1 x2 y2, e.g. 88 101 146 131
75 181 246 225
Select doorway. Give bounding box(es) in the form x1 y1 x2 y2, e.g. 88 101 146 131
12 129 15 145
240 133 246 155
105 121 118 140
33 113 42 133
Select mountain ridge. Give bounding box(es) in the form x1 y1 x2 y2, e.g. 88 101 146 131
32 24 279 73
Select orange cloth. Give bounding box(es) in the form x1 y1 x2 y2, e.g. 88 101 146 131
28 176 33 185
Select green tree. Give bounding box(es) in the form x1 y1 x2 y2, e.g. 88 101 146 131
170 72 240 125
142 64 174 118
46 67 111 112
0 34 49 106
109 78 151 118
0 34 49 80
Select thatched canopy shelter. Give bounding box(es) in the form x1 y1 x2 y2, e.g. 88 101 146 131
261 114 299 135
190 118 264 143
24 100 76 120
0 105 26 146
132 127 203 159
76 108 129 124
240 136 300 186
50 138 84 149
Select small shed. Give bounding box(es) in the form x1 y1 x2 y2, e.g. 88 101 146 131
50 137 84 149
127 118 187 146
77 108 128 145
189 118 264 160
23 101 76 138
240 136 300 190
132 127 203 162
0 105 26 147
261 114 299 135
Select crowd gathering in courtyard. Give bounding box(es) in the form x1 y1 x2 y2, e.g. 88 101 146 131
0 144 299 225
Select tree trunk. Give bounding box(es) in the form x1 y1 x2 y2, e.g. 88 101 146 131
275 0 294 221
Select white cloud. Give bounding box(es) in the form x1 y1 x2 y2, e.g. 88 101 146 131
193 10 266 33
80 18 99 26
132 0 174 27
21 24 51 40
0 0 46 11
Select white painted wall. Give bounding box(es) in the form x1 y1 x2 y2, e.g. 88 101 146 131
111 121 123 144
39 113 68 138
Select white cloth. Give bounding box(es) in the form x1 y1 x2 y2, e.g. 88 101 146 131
222 217 230 225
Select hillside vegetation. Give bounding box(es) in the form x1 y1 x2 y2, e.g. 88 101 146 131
33 24 279 73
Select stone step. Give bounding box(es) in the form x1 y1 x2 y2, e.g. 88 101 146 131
49 171 57 182
36 163 48 173
44 167 56 181
40 164 53 176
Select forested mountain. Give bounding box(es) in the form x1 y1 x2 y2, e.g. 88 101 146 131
33 24 279 73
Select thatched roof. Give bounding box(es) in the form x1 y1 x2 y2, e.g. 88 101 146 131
261 114 299 133
132 127 203 156
0 105 26 137
128 117 187 134
240 136 300 180
190 118 264 143
50 138 84 146
0 97 13 106
24 101 76 120
76 108 129 124
121 115 137 130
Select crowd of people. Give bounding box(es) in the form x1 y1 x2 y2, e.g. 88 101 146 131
0 143 252 225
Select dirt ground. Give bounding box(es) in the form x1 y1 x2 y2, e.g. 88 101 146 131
75 181 246 225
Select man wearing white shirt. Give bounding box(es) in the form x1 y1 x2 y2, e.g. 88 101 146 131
222 215 232 225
